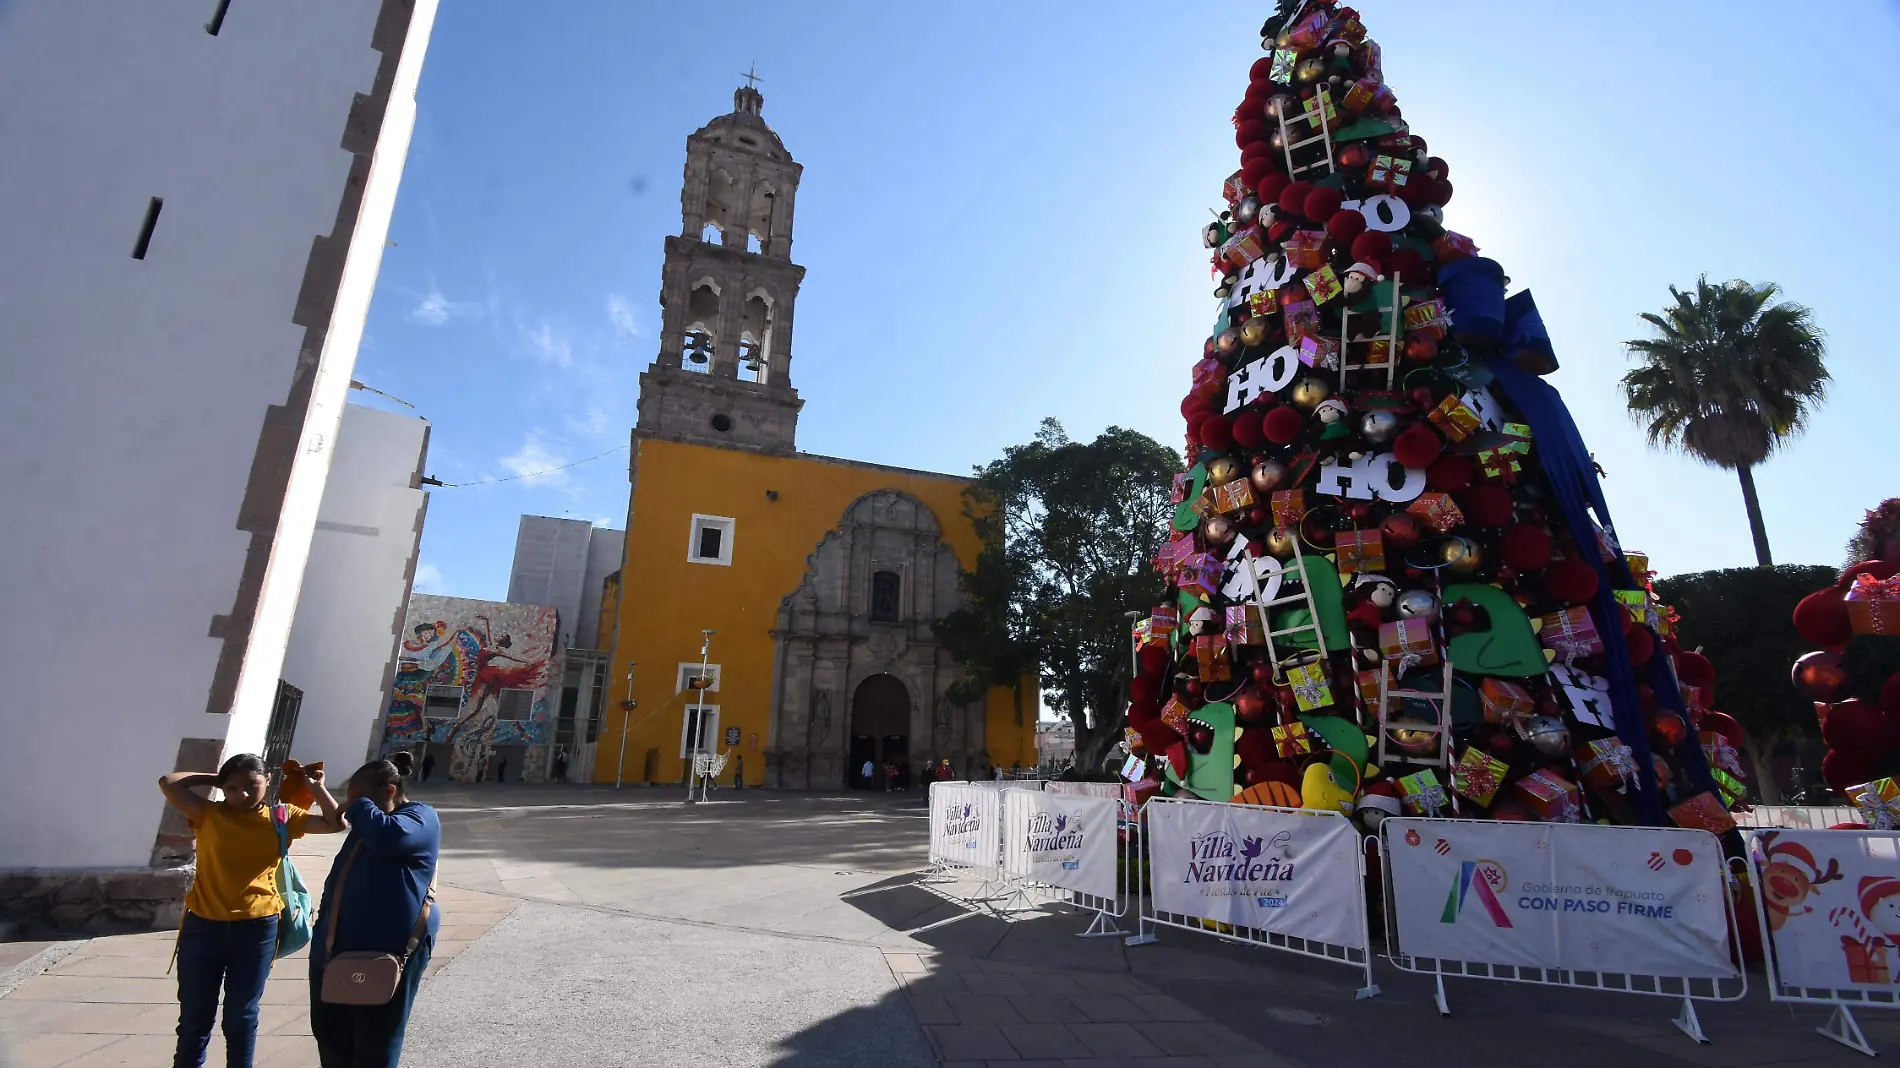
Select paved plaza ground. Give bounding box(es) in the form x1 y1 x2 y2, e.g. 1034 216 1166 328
2 785 1892 1067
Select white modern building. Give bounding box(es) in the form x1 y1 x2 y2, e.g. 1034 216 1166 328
0 0 438 931
280 403 432 772
506 516 625 651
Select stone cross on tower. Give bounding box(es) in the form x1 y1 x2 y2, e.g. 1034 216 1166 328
634 84 807 453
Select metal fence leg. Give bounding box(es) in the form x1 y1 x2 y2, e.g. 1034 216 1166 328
1433 973 1450 1017
1078 907 1125 938
1672 996 1708 1044
1818 1005 1876 1057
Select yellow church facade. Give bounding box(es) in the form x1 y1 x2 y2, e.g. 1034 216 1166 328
596 85 1034 787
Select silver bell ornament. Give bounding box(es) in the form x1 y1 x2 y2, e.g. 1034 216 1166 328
1358 409 1399 445
1524 715 1571 759
1235 197 1261 226
1215 328 1242 357
1395 589 1438 621
1249 459 1290 495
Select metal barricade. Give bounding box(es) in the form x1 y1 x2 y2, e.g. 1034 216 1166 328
1377 817 1747 1042
1744 827 1900 1057
998 787 1132 937
1125 796 1379 999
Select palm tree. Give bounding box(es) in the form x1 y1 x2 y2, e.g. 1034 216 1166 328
1622 277 1829 566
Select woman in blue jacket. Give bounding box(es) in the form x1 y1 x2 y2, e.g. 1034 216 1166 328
310 752 441 1067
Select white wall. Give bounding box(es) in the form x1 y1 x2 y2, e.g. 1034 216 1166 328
0 1 435 868
578 527 625 649
281 404 430 772
507 517 592 650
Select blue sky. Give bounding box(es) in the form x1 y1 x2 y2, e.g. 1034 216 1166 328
352 1 1900 600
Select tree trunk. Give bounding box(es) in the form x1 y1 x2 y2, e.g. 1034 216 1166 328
1741 731 1783 805
1071 705 1126 776
1736 463 1774 566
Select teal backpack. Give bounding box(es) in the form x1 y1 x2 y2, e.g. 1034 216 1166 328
270 805 315 959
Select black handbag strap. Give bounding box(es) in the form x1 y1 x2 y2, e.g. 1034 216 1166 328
323 832 438 961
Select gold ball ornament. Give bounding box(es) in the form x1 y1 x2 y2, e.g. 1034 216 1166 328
1386 722 1441 759
1440 535 1483 574
1202 514 1236 544
1249 459 1289 495
1238 316 1271 349
1262 526 1297 559
1289 376 1332 410
1207 456 1245 485
1295 57 1327 83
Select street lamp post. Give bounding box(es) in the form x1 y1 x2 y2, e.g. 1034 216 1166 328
685 629 715 804
614 662 638 789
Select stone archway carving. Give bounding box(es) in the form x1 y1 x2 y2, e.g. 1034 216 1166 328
765 489 986 788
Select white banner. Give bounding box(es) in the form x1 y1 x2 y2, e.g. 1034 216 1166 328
1385 818 1737 980
1002 789 1118 900
1146 799 1366 949
1749 828 1900 991
929 782 1001 870
1044 781 1122 800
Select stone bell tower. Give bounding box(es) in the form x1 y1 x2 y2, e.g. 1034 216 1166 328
635 83 806 454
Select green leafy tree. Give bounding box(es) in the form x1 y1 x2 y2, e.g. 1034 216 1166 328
936 419 1181 773
1653 564 1836 802
1622 278 1829 566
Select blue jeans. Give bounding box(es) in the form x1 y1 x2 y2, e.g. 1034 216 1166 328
174 912 278 1068
309 937 433 1068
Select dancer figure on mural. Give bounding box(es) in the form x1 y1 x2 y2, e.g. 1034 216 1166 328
445 632 542 781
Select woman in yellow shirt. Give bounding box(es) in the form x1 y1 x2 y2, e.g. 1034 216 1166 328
159 753 344 1068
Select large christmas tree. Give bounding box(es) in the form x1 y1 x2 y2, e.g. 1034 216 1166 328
1125 0 1737 833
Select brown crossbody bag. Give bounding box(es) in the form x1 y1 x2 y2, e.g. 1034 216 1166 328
318 838 437 1006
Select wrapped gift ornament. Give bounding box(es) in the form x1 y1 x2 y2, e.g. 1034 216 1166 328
1213 479 1256 514
1149 605 1178 639
1286 659 1334 712
1432 231 1479 262
1379 618 1439 673
1848 778 1900 830
1271 489 1306 528
1194 634 1233 682
1178 553 1223 599
1515 769 1581 823
1304 264 1344 305
1283 296 1322 341
1710 768 1747 808
1155 535 1197 576
1271 721 1313 758
1406 491 1465 533
1299 88 1337 129
1296 334 1340 369
1538 606 1603 665
1282 230 1329 270
1398 769 1448 815
1451 747 1508 807
1224 604 1265 646
1668 791 1737 835
1222 171 1247 208
1479 678 1534 728
1367 154 1412 192
1161 697 1190 736
1341 76 1393 115
1268 47 1297 84
1404 299 1451 341
1844 939 1895 985
1334 529 1386 574
1701 730 1743 778
1427 394 1479 441
1846 573 1900 635
1573 738 1639 794
1218 226 1267 271
1355 666 1390 711
1614 588 1662 631
1171 472 1193 505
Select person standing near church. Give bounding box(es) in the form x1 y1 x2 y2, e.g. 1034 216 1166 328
732 752 743 791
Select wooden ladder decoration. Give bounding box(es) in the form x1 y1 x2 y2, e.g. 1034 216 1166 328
1336 272 1403 394
1277 88 1338 180
1242 535 1331 685
1372 601 1455 769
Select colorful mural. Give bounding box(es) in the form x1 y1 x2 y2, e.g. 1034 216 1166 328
385 594 558 782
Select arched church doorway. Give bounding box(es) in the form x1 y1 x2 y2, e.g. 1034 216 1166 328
847 674 909 790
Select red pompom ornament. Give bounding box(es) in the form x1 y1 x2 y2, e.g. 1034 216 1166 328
1824 747 1878 797
1792 587 1854 648
1199 414 1235 451
1236 122 1269 150
1675 649 1715 688
1500 524 1553 571
1231 409 1266 449
1303 186 1344 222
1130 674 1159 708
1263 405 1304 445
1625 625 1654 667
1254 173 1291 206
1350 231 1393 264
1387 248 1428 282
1822 698 1884 753
1545 558 1600 606
1461 485 1514 527
1391 422 1442 469
1280 180 1315 218
1326 208 1367 242
1404 334 1438 361
1425 454 1473 492
1248 57 1276 83
1138 643 1170 675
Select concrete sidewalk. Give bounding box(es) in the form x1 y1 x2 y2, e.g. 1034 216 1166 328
4 785 1897 1067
